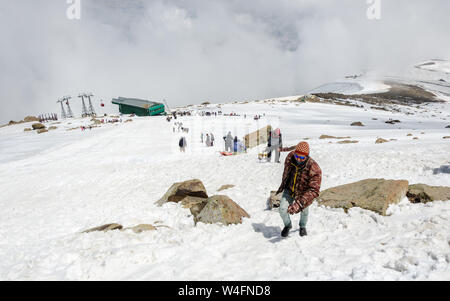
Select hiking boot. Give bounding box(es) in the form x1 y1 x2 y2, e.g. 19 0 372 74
281 225 292 237
299 227 307 237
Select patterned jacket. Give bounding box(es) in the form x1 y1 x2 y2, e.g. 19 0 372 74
276 152 322 212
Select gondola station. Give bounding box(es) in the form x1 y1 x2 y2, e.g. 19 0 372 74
111 97 166 116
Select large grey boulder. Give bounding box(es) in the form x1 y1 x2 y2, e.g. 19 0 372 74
37 128 48 134
350 122 364 126
318 179 409 215
195 195 250 225
32 123 46 130
406 184 450 203
156 179 208 206
375 138 389 144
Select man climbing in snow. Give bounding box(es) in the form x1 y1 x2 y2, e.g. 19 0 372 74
276 141 322 237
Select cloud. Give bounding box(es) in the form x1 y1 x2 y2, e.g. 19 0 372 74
0 0 449 123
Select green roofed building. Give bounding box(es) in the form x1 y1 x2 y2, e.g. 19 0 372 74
111 97 166 116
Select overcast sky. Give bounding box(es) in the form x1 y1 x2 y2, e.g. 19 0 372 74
0 0 449 123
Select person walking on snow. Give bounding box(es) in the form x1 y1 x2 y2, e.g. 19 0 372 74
210 133 215 146
265 128 282 163
276 141 322 237
179 136 187 152
205 134 211 147
225 131 233 152
237 139 246 153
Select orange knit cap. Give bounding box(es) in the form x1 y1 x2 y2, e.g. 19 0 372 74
295 141 309 156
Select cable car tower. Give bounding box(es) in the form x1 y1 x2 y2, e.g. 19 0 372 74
78 93 89 117
57 97 67 119
66 98 74 118
79 92 96 117
86 93 96 116
61 96 74 118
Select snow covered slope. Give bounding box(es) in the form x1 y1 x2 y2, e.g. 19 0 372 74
309 59 450 103
0 100 449 280
310 80 391 95
416 59 450 74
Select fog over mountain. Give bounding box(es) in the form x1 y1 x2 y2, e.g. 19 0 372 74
1 0 449 123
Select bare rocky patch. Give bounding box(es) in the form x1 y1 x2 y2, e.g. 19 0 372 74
375 138 389 144
337 140 359 144
319 135 351 139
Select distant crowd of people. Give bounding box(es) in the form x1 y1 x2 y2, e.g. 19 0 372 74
171 108 269 154
167 110 265 120
201 133 215 147
223 131 246 153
